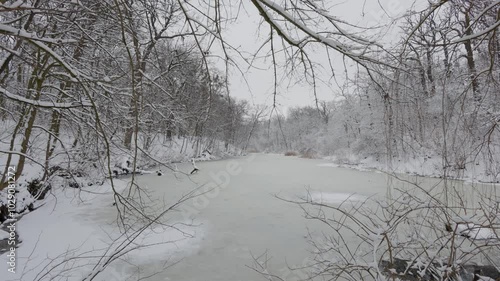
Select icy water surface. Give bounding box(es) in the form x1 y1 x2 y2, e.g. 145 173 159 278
129 154 402 280
122 153 500 280
6 153 497 281
3 152 497 281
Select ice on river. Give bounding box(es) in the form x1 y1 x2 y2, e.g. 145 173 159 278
309 192 366 204
3 154 497 281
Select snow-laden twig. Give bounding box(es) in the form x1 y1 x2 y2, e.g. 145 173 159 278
0 87 92 109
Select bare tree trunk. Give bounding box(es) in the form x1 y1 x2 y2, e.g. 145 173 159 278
0 103 28 190
426 48 436 97
463 9 480 102
16 56 48 180
0 49 49 190
42 32 89 180
42 105 62 180
441 31 452 77
244 112 263 151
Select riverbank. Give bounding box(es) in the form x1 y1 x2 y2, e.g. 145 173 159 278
0 159 205 280
0 137 242 265
320 153 500 185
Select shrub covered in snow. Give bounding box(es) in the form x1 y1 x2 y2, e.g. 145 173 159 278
0 185 35 224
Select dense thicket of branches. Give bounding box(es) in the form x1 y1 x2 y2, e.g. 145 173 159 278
251 0 500 182
0 0 253 190
4 0 497 187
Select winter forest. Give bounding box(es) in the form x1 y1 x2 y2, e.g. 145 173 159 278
1 0 500 280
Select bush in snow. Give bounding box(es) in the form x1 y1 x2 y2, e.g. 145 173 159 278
0 187 35 224
300 148 318 159
27 179 51 200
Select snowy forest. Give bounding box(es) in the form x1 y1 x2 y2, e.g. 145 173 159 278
0 0 500 280
253 2 500 182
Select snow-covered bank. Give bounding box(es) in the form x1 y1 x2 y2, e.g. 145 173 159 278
0 130 237 279
0 132 242 221
0 176 204 280
320 153 500 184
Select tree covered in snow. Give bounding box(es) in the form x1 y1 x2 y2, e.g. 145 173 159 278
249 0 500 182
0 0 254 193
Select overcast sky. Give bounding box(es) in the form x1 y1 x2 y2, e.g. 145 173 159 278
208 0 428 111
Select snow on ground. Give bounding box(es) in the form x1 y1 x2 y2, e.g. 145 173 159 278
0 229 8 240
145 138 240 165
192 150 217 161
0 161 41 214
321 154 500 184
0 177 204 281
450 215 499 240
0 123 234 280
456 223 498 240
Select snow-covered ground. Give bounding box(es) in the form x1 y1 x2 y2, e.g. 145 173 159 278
0 126 241 220
0 127 236 280
0 174 204 280
0 229 8 240
323 153 500 184
0 158 212 280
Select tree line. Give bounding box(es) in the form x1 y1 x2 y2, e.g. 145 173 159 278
249 0 500 181
0 0 254 190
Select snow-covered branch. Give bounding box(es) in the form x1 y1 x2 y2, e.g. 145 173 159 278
250 0 380 61
0 23 78 44
0 87 92 108
451 19 500 44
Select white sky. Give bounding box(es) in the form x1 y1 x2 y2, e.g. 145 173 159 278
208 0 428 111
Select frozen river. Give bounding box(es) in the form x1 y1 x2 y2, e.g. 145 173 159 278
131 154 408 280
6 153 498 281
